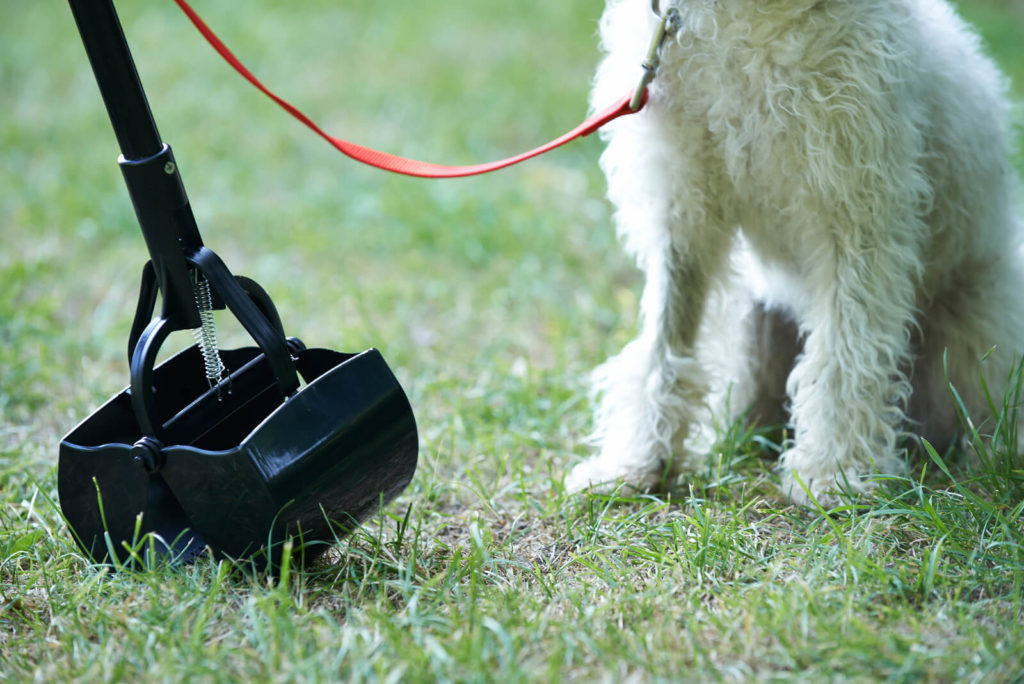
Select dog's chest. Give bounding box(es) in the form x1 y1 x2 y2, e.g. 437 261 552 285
658 12 818 150
648 4 893 206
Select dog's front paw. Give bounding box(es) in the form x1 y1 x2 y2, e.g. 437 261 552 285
776 449 877 509
778 472 849 509
564 455 666 495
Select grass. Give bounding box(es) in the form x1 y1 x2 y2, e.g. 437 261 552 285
2 0 1023 681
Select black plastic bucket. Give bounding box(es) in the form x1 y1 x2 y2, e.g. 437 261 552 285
58 343 418 566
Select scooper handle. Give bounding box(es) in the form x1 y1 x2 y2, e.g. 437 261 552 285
67 0 302 419
68 0 202 332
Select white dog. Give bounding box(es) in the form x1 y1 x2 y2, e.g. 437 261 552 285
567 0 1024 505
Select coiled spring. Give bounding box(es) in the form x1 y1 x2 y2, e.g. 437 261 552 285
192 273 227 391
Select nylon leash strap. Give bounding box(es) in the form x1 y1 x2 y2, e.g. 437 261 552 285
173 0 658 179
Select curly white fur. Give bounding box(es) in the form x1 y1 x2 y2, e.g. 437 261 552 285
567 0 1024 506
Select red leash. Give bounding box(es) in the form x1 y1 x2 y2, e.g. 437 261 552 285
173 0 646 179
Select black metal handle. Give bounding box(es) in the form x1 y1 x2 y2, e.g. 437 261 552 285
68 0 162 161
69 0 203 330
69 0 302 434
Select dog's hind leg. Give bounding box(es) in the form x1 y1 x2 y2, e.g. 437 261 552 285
908 255 1024 458
731 301 800 434
685 272 802 457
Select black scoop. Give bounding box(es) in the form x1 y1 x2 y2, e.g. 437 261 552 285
58 0 417 569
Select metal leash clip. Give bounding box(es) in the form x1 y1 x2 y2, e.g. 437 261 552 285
630 4 681 111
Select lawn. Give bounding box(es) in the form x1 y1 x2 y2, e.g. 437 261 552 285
2 0 1023 681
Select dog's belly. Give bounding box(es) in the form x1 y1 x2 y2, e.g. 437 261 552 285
728 231 807 316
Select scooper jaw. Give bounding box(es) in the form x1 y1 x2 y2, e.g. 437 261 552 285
59 341 419 568
59 0 418 568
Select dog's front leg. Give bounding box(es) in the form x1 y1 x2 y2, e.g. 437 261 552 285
567 220 732 493
779 228 920 506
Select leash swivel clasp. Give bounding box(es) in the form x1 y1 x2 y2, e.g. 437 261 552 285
630 6 681 111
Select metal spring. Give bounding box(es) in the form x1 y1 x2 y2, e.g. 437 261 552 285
192 274 227 390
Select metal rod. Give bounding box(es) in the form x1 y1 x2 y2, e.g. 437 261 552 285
68 0 205 331
67 0 163 161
